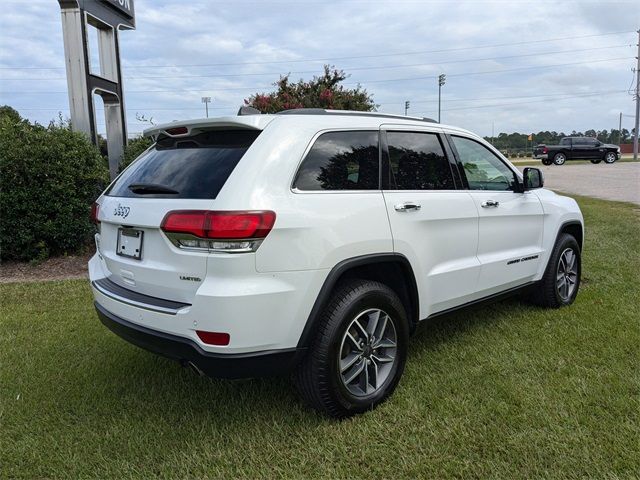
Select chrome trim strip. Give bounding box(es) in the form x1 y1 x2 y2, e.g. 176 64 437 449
92 280 186 315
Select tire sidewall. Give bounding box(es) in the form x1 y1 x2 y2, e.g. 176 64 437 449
325 285 409 414
553 153 566 165
604 152 616 164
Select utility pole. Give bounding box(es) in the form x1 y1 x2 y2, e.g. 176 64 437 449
633 29 640 162
438 74 446 123
404 100 410 116
201 96 211 118
618 112 622 145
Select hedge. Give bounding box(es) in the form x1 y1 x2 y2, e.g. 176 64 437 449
0 107 109 261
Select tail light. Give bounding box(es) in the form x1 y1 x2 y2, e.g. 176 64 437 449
161 210 276 253
542 146 548 154
90 202 100 224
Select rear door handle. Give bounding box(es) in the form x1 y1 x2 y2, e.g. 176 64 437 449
481 200 500 208
394 202 421 212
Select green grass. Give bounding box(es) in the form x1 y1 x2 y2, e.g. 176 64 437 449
1 195 639 479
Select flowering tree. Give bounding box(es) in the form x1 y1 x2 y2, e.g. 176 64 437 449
244 65 376 113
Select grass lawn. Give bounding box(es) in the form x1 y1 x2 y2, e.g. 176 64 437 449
1 195 639 479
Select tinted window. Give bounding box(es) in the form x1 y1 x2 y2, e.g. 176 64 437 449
573 138 586 145
451 136 516 191
387 132 455 190
293 131 379 190
106 130 260 199
561 138 571 146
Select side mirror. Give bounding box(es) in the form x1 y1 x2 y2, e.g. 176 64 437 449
523 167 544 190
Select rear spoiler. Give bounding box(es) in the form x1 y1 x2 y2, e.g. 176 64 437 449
143 115 273 141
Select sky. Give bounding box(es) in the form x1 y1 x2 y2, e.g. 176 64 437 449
0 0 638 138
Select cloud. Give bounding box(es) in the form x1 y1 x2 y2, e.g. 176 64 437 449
0 0 638 136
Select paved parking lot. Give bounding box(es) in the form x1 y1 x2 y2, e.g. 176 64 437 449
519 162 640 205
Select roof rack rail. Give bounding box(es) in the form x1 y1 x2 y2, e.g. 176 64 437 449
238 106 261 116
276 108 439 124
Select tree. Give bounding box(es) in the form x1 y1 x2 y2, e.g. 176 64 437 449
0 107 109 261
244 65 376 113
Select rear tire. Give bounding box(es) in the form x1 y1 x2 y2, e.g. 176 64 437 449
294 279 409 418
529 233 581 308
604 152 617 164
542 159 552 166
553 153 567 165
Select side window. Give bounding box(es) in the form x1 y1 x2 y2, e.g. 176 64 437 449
293 131 379 191
386 131 455 190
561 138 571 146
451 136 516 191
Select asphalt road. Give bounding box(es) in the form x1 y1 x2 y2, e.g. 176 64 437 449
520 162 640 205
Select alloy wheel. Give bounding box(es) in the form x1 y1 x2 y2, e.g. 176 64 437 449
338 308 397 397
556 248 578 300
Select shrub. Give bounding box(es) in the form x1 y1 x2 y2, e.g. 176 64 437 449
0 108 109 261
120 135 153 171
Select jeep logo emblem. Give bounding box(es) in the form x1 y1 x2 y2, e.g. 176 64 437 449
113 204 130 219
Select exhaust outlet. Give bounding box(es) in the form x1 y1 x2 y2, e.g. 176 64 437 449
181 359 205 376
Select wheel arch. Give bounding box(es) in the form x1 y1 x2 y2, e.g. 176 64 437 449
558 220 583 252
296 253 419 349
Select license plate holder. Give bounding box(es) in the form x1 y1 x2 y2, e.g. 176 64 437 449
116 228 143 260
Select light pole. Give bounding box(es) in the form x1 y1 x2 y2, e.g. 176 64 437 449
201 96 211 118
633 29 639 162
438 74 446 123
404 100 410 116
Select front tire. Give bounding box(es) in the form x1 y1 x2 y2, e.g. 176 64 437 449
529 233 581 308
294 279 409 418
553 153 567 165
604 152 617 164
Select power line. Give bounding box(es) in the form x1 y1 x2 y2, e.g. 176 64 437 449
417 90 627 114
10 90 630 111
380 89 627 106
3 44 632 81
1 30 635 71
15 90 628 116
0 56 633 95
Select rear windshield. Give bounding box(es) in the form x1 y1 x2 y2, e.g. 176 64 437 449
105 129 261 199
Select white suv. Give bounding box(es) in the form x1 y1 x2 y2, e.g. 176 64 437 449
89 108 583 418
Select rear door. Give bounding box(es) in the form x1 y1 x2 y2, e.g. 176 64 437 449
97 129 261 303
448 134 544 295
571 137 593 159
380 126 480 316
560 137 573 158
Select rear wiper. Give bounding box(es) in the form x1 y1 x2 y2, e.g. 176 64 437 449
128 183 179 194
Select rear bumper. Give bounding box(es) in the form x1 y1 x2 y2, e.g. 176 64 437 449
95 302 303 379
533 153 548 159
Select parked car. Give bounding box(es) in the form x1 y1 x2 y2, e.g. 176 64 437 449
533 137 620 165
89 108 584 418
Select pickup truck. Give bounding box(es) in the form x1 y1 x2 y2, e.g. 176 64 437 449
533 137 620 165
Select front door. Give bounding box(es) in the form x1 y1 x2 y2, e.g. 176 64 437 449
448 135 544 296
381 127 481 317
